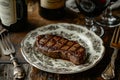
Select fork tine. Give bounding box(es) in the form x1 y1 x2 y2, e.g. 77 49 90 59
4 33 15 53
111 27 117 43
0 33 8 55
0 32 15 55
111 26 120 48
3 33 9 50
114 27 119 43
0 33 6 51
3 33 10 49
6 33 15 53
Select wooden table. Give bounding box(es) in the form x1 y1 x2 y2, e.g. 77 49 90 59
0 0 120 80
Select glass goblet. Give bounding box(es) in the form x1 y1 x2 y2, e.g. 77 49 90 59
96 0 120 27
75 0 110 37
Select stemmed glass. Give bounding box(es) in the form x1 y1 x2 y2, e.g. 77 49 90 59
75 0 110 37
96 0 120 27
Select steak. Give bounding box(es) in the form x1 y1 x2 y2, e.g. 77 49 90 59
35 34 86 65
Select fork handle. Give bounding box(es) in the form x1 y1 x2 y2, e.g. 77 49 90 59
101 48 118 80
10 54 25 79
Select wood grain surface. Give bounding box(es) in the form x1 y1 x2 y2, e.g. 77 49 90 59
0 0 120 80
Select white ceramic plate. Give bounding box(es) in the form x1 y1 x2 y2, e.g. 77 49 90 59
21 23 105 74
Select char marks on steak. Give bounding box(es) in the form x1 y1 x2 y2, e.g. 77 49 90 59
35 34 86 65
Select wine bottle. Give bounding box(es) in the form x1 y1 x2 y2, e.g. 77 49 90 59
39 0 66 20
0 0 27 32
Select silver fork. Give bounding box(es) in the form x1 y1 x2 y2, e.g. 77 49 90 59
0 32 25 79
101 26 120 80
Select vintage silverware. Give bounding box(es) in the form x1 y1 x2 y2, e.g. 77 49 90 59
101 26 120 79
0 31 25 79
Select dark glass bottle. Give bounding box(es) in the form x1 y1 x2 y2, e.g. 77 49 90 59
0 0 27 32
39 0 66 20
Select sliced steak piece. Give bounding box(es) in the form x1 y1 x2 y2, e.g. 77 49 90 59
35 34 86 65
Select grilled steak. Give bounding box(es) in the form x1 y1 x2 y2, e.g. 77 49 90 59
35 34 86 65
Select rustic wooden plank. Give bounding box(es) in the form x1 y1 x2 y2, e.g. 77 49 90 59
0 0 120 80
